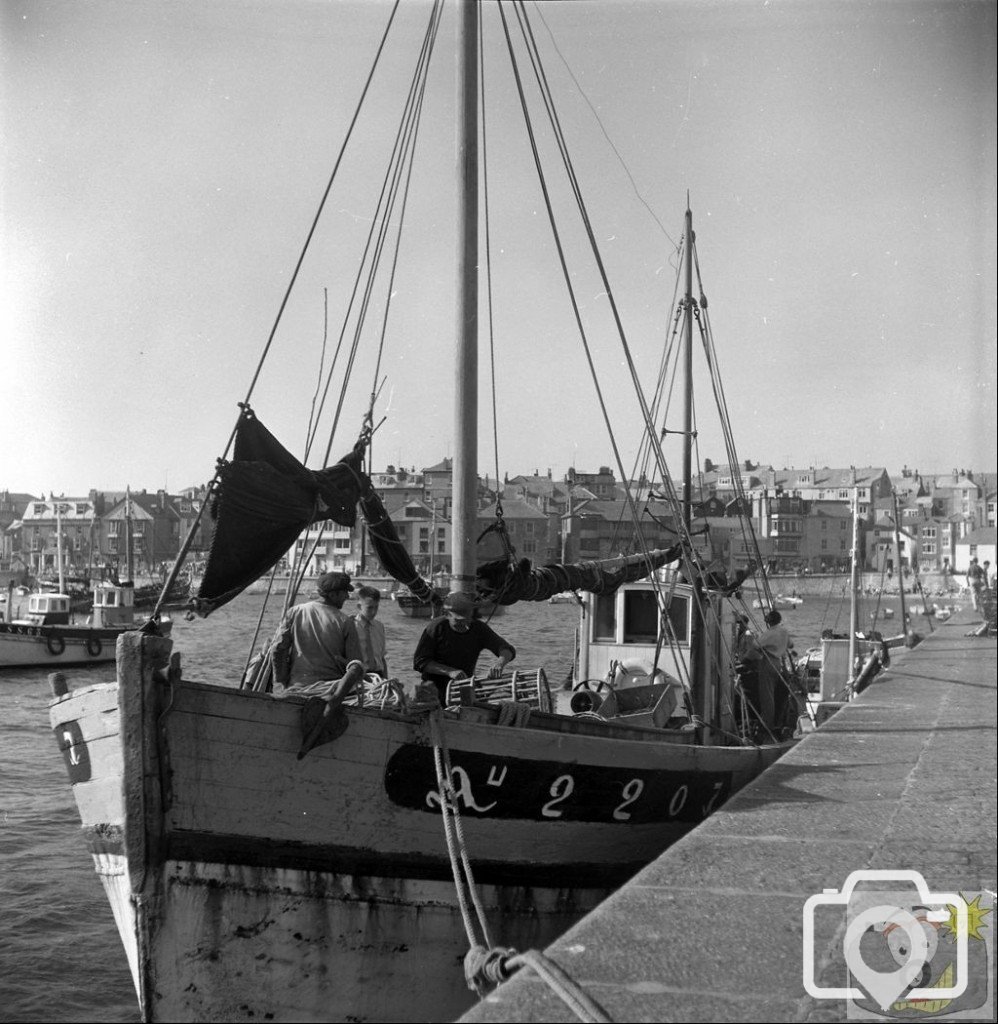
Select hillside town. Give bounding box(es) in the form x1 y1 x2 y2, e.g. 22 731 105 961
2 460 996 586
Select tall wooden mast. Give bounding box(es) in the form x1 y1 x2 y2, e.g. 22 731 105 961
682 204 694 531
683 202 706 724
451 0 479 595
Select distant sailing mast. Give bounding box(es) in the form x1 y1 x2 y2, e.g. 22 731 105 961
681 203 706 722
56 499 66 594
891 491 911 645
124 486 134 585
848 485 860 684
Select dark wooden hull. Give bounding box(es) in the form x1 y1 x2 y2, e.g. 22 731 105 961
49 631 792 1021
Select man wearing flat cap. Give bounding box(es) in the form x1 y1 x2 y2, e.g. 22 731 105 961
413 591 516 701
272 571 364 690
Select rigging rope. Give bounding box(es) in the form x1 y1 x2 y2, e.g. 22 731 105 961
432 711 614 1022
152 2 402 620
307 0 443 466
497 2 658 579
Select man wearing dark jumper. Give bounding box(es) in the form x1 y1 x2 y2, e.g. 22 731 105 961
412 591 515 701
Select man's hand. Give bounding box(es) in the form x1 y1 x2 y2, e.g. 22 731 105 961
447 667 467 681
487 662 506 680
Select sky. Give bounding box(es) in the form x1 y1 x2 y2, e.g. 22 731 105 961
2 0 996 499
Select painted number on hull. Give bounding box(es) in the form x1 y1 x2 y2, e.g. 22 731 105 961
385 746 732 824
613 778 644 820
54 720 91 783
541 775 575 818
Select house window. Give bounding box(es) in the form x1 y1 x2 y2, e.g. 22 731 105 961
922 542 936 555
525 522 534 535
108 521 119 536
524 540 536 554
821 539 828 551
924 527 936 539
821 520 827 531
841 520 848 530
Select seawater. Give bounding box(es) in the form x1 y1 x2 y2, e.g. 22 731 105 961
0 589 925 1022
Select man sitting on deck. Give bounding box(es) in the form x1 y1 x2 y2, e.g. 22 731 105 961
413 592 516 702
272 572 363 695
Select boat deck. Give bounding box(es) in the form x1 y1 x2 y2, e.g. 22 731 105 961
460 608 997 1022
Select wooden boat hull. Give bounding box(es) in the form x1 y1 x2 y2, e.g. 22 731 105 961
396 593 504 618
1 621 127 667
50 631 791 1021
394 592 435 617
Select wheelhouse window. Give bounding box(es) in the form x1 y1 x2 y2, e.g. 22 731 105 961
665 594 690 643
592 593 616 642
623 590 657 643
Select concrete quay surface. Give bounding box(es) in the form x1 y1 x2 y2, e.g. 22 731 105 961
461 612 997 1023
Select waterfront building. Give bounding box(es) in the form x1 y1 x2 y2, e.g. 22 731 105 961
955 526 997 574
19 496 98 577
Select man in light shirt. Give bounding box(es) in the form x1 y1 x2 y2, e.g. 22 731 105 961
272 571 363 692
354 585 388 677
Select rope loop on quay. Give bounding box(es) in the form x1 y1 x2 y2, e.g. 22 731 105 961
463 944 614 1023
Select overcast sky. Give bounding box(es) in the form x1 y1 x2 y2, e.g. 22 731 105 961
2 0 995 498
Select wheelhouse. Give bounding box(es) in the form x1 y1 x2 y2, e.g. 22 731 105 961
578 576 694 685
25 592 73 625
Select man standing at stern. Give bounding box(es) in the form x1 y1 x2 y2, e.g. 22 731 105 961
413 591 515 701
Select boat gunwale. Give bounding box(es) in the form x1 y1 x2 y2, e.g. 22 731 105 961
49 670 794 755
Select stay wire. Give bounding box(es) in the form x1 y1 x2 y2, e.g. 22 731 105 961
369 2 441 418
152 1 401 620
499 2 656 574
480 6 503 505
361 0 445 431
313 0 443 466
514 3 695 562
304 288 331 455
248 0 401 421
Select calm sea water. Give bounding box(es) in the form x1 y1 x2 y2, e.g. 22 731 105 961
0 587 936 1022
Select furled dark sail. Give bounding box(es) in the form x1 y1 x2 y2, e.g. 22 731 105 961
475 546 682 604
359 487 435 603
194 409 368 615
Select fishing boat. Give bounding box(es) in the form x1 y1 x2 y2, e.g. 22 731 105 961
2 503 170 668
48 5 801 1020
752 593 803 610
